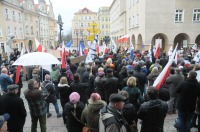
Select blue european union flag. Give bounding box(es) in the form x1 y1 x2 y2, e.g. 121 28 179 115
66 40 73 48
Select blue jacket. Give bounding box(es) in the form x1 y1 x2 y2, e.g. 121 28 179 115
0 74 13 92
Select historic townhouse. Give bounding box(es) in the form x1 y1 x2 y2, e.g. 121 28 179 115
72 7 98 48
0 2 7 54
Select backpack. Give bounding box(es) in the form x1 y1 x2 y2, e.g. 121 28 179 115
66 70 74 84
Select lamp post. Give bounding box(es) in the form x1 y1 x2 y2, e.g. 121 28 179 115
57 14 63 45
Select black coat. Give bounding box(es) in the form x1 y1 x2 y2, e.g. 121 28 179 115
133 70 147 94
102 74 119 103
42 81 57 103
176 78 200 112
64 102 85 132
138 99 168 132
57 83 72 108
70 80 89 104
123 101 137 125
0 93 27 132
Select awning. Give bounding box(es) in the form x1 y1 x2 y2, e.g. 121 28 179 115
118 35 130 43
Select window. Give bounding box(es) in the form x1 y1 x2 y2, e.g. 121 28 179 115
105 17 108 21
18 13 21 22
102 17 104 21
20 28 22 36
14 27 17 36
7 27 10 34
36 21 38 27
175 9 184 22
132 0 135 6
26 26 28 34
132 16 135 26
5 9 9 19
12 11 15 21
31 26 33 34
89 16 91 20
129 0 131 8
102 31 104 35
81 16 83 20
81 23 83 27
129 18 131 27
193 9 200 22
102 24 104 28
106 31 108 35
85 16 87 20
106 25 108 28
76 23 78 27
0 26 2 37
135 14 139 25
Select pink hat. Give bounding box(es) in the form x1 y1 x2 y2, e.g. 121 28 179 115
69 92 80 104
90 93 101 101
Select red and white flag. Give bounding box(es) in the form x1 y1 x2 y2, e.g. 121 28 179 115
35 38 46 52
154 42 161 59
153 44 178 89
61 42 66 69
15 48 24 84
96 44 100 54
174 51 179 64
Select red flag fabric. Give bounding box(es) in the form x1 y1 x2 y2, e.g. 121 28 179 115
61 42 66 69
15 66 21 84
154 43 160 59
153 44 178 89
96 45 100 54
35 38 46 52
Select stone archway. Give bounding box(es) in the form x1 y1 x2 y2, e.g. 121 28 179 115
151 33 168 51
131 34 136 48
28 40 33 52
174 33 190 49
137 34 143 50
195 34 200 49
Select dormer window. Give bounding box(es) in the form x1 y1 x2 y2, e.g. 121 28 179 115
83 9 88 13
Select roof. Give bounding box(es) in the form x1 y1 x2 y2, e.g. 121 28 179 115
75 7 96 14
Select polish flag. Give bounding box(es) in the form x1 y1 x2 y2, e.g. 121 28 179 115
61 42 66 69
154 42 161 59
96 45 100 54
15 48 24 84
35 38 46 52
174 51 179 64
153 44 178 89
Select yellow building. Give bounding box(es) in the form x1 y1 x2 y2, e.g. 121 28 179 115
98 7 110 45
72 7 97 49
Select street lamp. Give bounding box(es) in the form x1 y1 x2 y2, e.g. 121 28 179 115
57 14 63 45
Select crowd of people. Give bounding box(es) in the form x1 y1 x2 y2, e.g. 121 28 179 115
0 46 200 132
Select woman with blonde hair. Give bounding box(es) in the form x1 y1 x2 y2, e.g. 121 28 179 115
122 77 144 111
147 67 160 86
58 76 72 124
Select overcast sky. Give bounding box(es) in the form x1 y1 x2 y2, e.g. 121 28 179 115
50 0 113 34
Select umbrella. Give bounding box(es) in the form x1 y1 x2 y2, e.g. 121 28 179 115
12 52 61 66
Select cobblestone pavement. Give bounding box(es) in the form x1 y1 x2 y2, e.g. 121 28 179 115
20 81 198 132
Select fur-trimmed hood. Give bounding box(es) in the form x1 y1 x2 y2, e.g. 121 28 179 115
58 83 70 87
87 99 106 112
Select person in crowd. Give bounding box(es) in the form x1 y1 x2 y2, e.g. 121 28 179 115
11 65 23 97
122 77 144 113
39 68 50 82
70 73 89 104
66 59 77 74
99 93 129 132
0 85 26 132
0 68 13 93
66 65 74 85
94 70 105 101
176 71 200 132
147 67 160 86
24 78 48 132
122 70 134 88
64 92 85 132
81 93 106 132
133 64 147 95
160 53 168 68
138 87 168 132
50 64 60 98
118 91 137 130
166 68 184 114
76 62 87 83
149 59 162 72
32 66 39 79
57 76 72 124
42 74 62 118
102 68 119 103
57 68 68 99
0 113 10 132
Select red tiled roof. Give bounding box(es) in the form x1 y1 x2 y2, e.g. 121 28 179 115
75 7 96 14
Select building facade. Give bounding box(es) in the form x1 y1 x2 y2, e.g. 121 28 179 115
0 0 57 54
98 6 110 45
110 0 200 51
72 7 97 49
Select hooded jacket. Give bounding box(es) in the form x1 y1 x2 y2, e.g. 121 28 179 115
81 99 106 132
138 99 168 132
